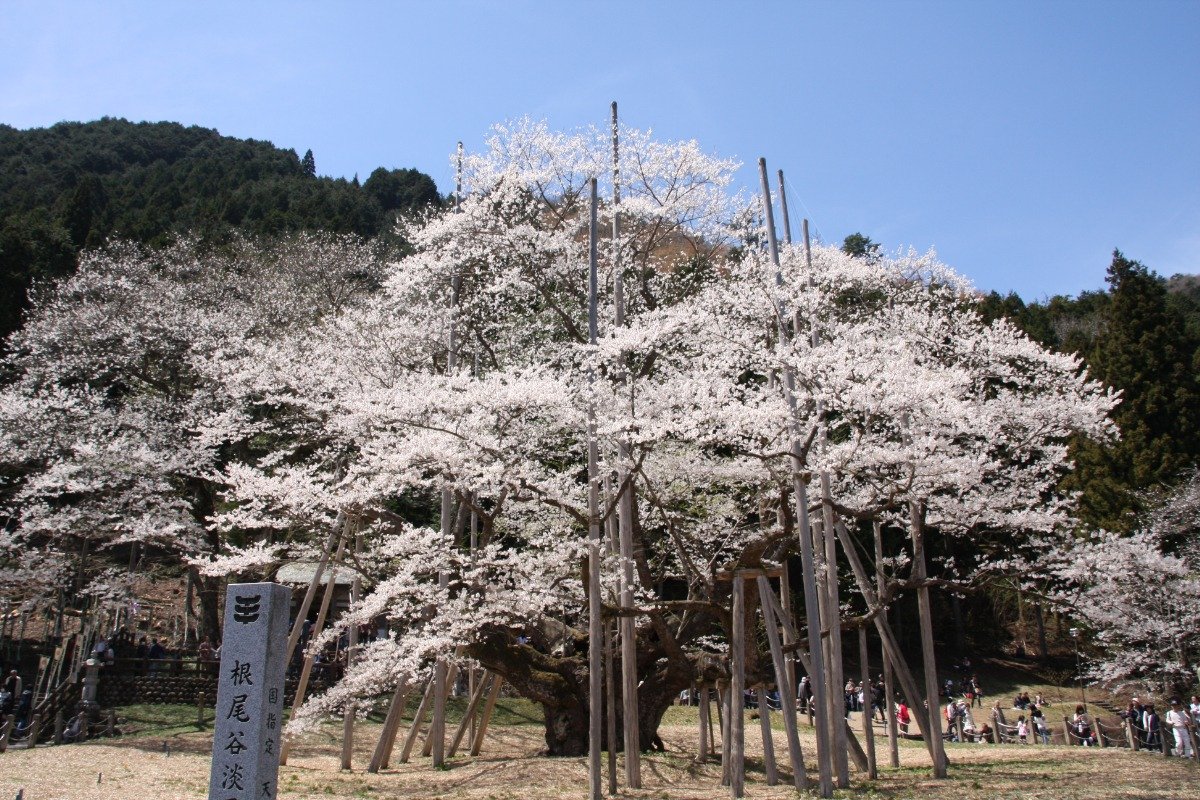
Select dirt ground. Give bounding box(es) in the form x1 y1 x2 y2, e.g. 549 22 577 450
1 708 1196 800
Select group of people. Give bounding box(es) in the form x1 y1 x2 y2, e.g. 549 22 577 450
1119 696 1198 757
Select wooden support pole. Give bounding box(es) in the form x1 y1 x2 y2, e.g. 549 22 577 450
399 678 437 763
611 100 642 790
698 687 711 761
778 567 797 704
757 688 778 786
422 662 461 757
54 710 64 745
843 719 869 772
368 681 410 772
602 476 619 796
908 502 948 777
859 626 877 779
730 574 746 799
448 672 490 757
759 162 833 799
469 674 503 756
342 523 363 771
719 683 731 786
818 512 849 788
585 176 603 800
756 575 807 790
280 527 347 765
874 520 900 768
833 520 945 770
283 514 345 671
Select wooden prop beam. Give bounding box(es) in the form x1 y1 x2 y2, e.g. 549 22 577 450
833 520 945 771
368 681 411 772
283 514 345 670
756 688 778 786
729 575 746 799
448 670 491 756
755 575 807 791
468 673 503 756
421 662 462 757
859 626 878 779
341 526 363 770
874 521 900 768
280 527 347 765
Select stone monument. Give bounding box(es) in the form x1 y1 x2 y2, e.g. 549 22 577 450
208 582 291 800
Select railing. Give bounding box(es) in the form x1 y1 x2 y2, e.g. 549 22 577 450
104 656 216 677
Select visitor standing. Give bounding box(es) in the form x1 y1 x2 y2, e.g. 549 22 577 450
1165 699 1194 757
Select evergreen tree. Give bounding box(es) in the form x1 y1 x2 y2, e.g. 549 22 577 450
842 231 881 262
301 148 316 176
1064 250 1200 530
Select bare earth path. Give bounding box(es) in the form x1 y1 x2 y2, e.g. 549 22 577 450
1 708 1196 800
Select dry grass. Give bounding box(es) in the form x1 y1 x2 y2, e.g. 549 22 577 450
1 705 1196 799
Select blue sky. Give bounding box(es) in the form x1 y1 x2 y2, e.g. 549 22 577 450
2 1 1197 298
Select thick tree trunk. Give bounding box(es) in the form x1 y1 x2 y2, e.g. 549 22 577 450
192 568 221 644
468 629 691 757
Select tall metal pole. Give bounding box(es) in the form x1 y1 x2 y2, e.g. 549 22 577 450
611 100 642 787
586 177 604 800
758 157 833 798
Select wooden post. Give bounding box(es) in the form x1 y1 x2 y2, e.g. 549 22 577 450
909 503 948 778
468 674 503 756
342 523 363 770
448 673 489 757
818 513 849 788
30 712 42 744
833 520 945 770
103 710 113 737
610 101 642 790
1126 717 1139 751
756 575 807 790
757 688 778 785
719 683 731 786
0 715 11 752
1062 717 1072 746
992 712 1001 744
602 477 619 796
54 709 64 745
421 662 461 757
585 176 603 800
368 682 410 772
280 528 347 764
778 567 797 704
873 521 900 769
698 687 711 761
858 626 877 779
399 679 437 763
730 574 746 799
283 515 344 673
759 162 833 799
196 692 205 728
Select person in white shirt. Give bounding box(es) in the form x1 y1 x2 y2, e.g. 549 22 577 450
1165 698 1194 757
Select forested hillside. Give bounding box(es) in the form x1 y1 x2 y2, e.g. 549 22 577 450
0 118 441 338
